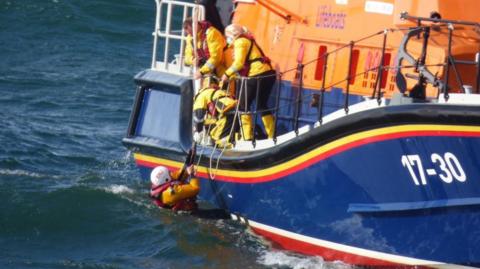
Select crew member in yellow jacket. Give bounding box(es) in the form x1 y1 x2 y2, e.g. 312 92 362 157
193 78 238 146
221 24 276 140
150 165 199 212
183 18 226 80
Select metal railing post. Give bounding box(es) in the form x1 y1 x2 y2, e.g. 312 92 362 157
476 52 480 93
372 30 387 104
252 78 260 148
151 0 162 69
178 6 189 73
317 53 328 125
237 78 247 141
344 41 354 114
163 2 173 70
273 74 282 144
443 24 454 101
293 64 304 135
449 55 465 90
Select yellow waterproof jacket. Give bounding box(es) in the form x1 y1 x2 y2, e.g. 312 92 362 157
184 26 226 75
224 37 272 78
161 178 200 206
161 169 199 206
193 87 237 130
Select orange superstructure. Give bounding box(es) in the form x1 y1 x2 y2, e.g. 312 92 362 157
232 0 480 97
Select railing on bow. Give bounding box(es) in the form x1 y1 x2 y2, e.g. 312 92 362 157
228 18 480 147
400 12 480 100
230 28 393 147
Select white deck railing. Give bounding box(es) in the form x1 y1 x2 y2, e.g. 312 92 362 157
152 0 205 76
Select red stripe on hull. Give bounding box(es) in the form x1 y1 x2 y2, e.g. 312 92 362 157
251 226 408 267
210 130 480 183
136 130 480 184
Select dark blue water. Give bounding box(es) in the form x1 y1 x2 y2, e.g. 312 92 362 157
0 1 345 268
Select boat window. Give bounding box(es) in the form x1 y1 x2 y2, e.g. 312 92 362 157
314 45 328 81
136 88 181 142
380 53 391 89
349 49 360 85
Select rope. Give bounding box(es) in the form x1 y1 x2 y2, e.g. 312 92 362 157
193 109 215 176
193 79 228 176
208 77 246 180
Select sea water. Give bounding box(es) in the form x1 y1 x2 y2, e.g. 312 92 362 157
0 1 357 268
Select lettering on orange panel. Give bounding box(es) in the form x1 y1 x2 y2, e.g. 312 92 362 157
316 5 346 29
273 25 284 45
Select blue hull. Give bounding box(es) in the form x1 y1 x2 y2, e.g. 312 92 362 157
134 130 480 266
124 70 480 266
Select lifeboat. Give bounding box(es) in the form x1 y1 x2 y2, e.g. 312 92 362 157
123 0 480 267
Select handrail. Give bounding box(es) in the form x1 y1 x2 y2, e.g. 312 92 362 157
152 0 205 75
230 21 479 146
182 19 479 148
401 12 480 28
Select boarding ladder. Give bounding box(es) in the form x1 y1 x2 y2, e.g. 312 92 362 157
151 0 205 76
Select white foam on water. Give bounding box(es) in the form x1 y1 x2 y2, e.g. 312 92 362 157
100 184 156 209
103 184 135 194
258 250 354 269
0 168 47 178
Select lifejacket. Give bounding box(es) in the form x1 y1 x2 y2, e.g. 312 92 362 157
196 21 212 65
150 182 176 208
238 34 271 77
150 182 196 211
207 86 220 117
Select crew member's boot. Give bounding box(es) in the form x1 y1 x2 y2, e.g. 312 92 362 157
240 114 253 140
261 114 275 139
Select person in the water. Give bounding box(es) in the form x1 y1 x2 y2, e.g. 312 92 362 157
149 164 199 212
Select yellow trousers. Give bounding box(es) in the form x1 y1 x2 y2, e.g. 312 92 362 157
210 114 235 142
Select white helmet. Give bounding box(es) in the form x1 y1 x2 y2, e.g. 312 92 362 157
225 24 246 39
150 166 171 186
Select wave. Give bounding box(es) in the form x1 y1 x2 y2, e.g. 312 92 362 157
258 249 355 269
0 168 60 179
101 184 135 195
